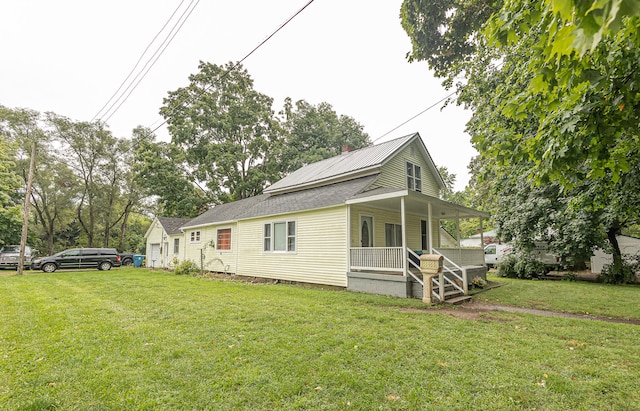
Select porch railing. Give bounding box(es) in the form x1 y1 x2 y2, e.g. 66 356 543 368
350 247 403 271
431 249 466 301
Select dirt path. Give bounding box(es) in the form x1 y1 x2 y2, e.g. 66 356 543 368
416 302 640 325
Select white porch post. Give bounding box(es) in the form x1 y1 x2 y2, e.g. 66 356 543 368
347 205 352 272
401 196 407 277
427 202 433 253
456 210 461 262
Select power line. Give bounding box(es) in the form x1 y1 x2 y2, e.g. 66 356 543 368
104 0 200 123
94 0 200 123
372 90 458 143
92 0 188 121
149 0 316 134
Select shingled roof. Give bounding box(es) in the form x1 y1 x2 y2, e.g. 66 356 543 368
157 217 192 235
181 175 378 228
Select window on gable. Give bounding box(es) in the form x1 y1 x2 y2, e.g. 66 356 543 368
385 223 403 247
406 162 422 192
264 221 296 252
190 231 201 243
173 238 180 254
216 228 231 251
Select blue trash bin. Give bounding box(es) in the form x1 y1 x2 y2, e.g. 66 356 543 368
133 254 145 268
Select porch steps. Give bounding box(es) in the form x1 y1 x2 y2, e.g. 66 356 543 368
444 295 473 305
433 282 467 304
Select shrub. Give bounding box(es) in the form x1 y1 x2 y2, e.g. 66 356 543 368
598 255 640 285
173 260 201 276
498 253 547 279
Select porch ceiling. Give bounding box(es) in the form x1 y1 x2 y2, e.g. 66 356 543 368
347 189 489 219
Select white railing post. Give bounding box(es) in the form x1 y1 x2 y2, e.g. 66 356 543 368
438 271 445 301
462 267 468 295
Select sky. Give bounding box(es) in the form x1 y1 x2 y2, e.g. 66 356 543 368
0 0 476 191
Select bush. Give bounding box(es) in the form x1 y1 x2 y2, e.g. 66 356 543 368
598 255 640 285
173 260 201 276
498 253 547 279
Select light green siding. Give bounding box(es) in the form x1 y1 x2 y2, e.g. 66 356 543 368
370 141 440 196
350 205 439 251
237 206 348 287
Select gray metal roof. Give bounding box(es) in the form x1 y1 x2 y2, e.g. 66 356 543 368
264 133 418 194
182 175 378 227
157 217 193 235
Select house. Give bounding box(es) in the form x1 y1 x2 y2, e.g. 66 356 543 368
460 229 499 247
144 217 192 268
145 133 489 301
590 235 640 274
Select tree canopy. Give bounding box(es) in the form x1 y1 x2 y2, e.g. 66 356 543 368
401 0 640 274
160 61 281 203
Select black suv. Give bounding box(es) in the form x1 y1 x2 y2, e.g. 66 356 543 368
31 248 122 273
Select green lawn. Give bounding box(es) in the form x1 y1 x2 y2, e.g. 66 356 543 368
1 269 640 410
477 273 640 320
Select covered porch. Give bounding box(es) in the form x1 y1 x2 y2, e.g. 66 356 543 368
345 189 489 302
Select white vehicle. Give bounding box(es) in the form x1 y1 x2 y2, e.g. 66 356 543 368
484 243 514 268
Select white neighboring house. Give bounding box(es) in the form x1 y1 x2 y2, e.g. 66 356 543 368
144 217 192 269
590 235 640 274
460 229 498 247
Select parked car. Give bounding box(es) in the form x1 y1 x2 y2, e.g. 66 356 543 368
485 242 561 270
0 245 35 270
119 253 135 266
31 248 122 273
484 243 514 268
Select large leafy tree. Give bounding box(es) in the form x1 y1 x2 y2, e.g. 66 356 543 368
132 127 212 218
0 135 22 246
0 106 48 271
401 0 640 274
160 61 281 203
278 98 372 174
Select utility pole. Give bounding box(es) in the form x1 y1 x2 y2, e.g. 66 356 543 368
18 141 36 275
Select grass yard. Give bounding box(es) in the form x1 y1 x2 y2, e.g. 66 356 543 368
1 269 640 410
478 273 640 320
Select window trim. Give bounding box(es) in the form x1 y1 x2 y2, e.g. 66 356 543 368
406 161 422 192
190 230 201 244
384 223 403 247
173 238 180 255
263 220 296 253
216 227 232 252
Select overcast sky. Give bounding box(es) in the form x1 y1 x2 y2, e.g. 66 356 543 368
0 0 476 191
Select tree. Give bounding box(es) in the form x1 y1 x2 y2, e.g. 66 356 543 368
0 135 22 246
160 61 282 203
0 106 49 273
401 0 640 277
132 127 212 218
21 148 79 255
278 98 372 174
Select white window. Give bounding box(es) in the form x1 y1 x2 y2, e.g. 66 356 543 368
190 231 201 243
406 162 422 192
264 221 296 252
173 238 179 254
385 223 403 247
